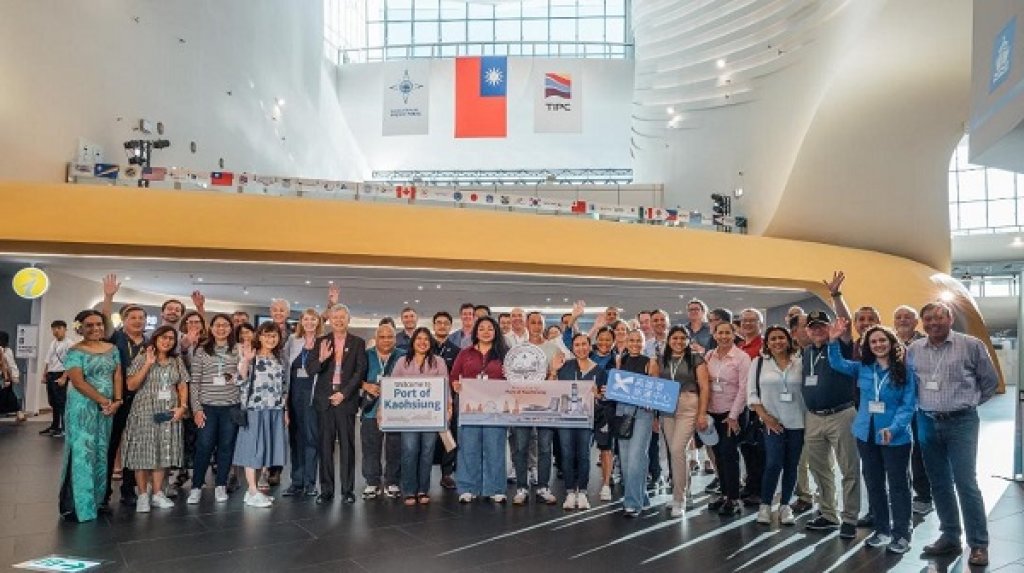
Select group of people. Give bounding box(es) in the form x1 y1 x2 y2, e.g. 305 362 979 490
49 271 998 566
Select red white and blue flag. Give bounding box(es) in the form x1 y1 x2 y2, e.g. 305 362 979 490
455 56 507 138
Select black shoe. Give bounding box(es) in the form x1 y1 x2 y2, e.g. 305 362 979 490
790 499 813 515
120 493 138 505
316 493 334 504
856 514 874 528
51 431 64 438
718 499 741 516
707 497 726 511
705 478 720 494
440 475 457 489
342 492 356 504
839 523 857 539
304 487 318 497
97 502 112 515
281 485 303 497
922 537 962 557
805 515 840 531
39 428 54 435
741 494 761 507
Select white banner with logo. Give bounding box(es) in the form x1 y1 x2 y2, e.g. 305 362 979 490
382 60 430 136
378 377 449 431
534 63 582 133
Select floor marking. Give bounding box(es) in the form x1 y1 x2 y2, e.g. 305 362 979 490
436 500 621 556
820 538 867 573
551 506 624 529
639 513 759 564
726 531 780 560
735 533 807 570
570 508 706 559
760 531 840 572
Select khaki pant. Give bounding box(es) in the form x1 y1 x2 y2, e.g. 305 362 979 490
662 392 699 503
804 407 861 524
794 449 814 504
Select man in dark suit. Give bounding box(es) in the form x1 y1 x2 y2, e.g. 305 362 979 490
307 303 367 504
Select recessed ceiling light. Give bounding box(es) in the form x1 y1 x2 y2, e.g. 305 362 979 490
197 277 204 282
403 300 409 305
293 301 299 305
546 297 551 302
563 298 569 302
328 280 334 284
436 284 442 289
243 289 249 295
304 280 311 285
666 106 674 115
716 58 726 69
124 276 132 281
414 299 420 304
417 285 424 290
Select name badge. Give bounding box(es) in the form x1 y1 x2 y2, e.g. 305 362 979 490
925 377 940 391
804 375 818 387
157 388 172 401
712 380 724 392
212 374 227 386
295 367 307 378
868 400 886 414
779 392 793 403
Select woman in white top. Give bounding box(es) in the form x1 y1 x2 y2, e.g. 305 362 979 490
748 325 806 526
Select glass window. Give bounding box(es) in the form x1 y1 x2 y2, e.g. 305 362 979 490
958 201 988 229
949 203 958 230
989 198 1017 228
606 17 625 43
957 168 986 202
414 0 439 19
467 3 494 18
987 168 1016 199
441 20 466 42
468 20 493 41
522 18 548 41
495 19 521 42
550 18 576 42
984 276 1013 297
387 21 412 44
495 2 521 19
414 20 439 44
522 0 549 18
578 1 607 17
550 0 578 17
578 17 605 42
439 1 465 19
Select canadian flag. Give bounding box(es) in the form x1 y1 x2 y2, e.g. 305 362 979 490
570 200 587 214
396 185 417 199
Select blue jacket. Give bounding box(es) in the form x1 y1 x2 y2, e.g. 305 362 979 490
827 341 917 446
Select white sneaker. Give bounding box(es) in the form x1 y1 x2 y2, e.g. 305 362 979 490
245 491 273 508
513 488 529 505
563 492 578 510
576 491 591 510
491 494 507 504
151 492 175 509
536 487 557 505
458 493 476 503
384 485 400 499
779 504 795 525
187 488 202 505
757 504 772 524
214 486 229 503
599 485 612 501
136 493 151 513
667 501 684 519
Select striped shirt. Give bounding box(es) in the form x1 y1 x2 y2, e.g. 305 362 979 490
189 345 240 411
907 330 998 413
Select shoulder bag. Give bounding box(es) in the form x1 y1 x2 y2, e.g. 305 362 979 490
740 356 765 445
229 358 256 427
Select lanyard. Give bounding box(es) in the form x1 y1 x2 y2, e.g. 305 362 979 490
668 357 684 381
774 357 792 393
376 352 390 381
872 366 890 402
929 344 948 383
808 348 824 373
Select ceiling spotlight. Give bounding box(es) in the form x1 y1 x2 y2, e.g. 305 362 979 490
436 284 442 289
243 288 249 295
563 298 569 302
414 299 420 304
197 277 204 282
417 285 424 291
734 187 744 198
716 58 726 69
328 280 334 284
666 106 675 115
403 300 409 305
124 276 132 281
304 280 311 285
546 297 552 302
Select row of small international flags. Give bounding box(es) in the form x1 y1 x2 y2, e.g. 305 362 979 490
70 163 728 225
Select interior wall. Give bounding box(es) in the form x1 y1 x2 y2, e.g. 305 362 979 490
0 264 34 398
337 58 634 173
0 0 367 183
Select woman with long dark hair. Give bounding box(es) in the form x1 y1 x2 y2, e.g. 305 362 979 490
60 310 123 522
233 321 290 508
124 325 189 512
391 327 449 505
557 333 605 510
451 316 509 503
282 308 325 498
703 321 751 516
187 313 239 504
828 318 917 554
748 325 806 526
661 326 710 517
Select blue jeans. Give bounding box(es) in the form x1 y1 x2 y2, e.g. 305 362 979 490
618 408 656 511
917 409 988 548
456 426 507 497
558 427 593 491
857 439 911 539
193 405 239 487
514 427 553 489
400 431 436 496
760 428 804 505
288 379 319 489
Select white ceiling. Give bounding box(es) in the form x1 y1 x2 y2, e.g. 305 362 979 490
0 254 810 320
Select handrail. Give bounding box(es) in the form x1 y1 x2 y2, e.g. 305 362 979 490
331 40 634 64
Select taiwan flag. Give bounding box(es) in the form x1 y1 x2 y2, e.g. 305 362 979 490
210 171 234 186
455 56 507 138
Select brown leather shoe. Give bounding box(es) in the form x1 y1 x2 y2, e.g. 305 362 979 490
968 546 989 566
790 499 813 515
922 537 962 556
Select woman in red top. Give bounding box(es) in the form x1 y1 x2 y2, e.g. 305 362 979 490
450 316 509 503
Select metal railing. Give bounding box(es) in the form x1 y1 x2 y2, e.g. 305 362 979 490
331 40 633 64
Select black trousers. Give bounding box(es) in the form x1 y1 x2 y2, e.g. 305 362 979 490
318 405 357 495
105 395 137 503
45 372 67 432
910 414 932 502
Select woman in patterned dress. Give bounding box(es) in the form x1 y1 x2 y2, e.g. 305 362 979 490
60 310 123 522
124 325 189 513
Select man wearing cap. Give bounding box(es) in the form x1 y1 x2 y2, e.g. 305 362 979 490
798 309 860 539
908 301 998 567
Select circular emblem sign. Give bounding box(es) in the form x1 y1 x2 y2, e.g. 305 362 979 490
11 267 49 299
503 343 548 382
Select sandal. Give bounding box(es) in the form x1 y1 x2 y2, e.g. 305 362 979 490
403 496 417 506
417 494 430 505
112 470 123 481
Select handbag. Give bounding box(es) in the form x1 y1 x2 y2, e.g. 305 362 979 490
740 356 766 445
0 384 18 414
615 407 636 439
230 358 256 427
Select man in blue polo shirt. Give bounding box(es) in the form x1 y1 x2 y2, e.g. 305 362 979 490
799 310 860 539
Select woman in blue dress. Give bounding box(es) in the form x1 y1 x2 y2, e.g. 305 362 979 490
60 310 123 522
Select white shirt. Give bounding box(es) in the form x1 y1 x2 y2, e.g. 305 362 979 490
1 348 19 382
504 330 529 347
46 338 72 372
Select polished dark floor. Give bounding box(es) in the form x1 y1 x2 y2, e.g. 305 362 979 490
2 394 1023 572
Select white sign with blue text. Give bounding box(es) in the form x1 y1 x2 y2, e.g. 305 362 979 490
605 369 680 413
378 377 448 432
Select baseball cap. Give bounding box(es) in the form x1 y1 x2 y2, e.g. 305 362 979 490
807 310 831 326
696 414 719 446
